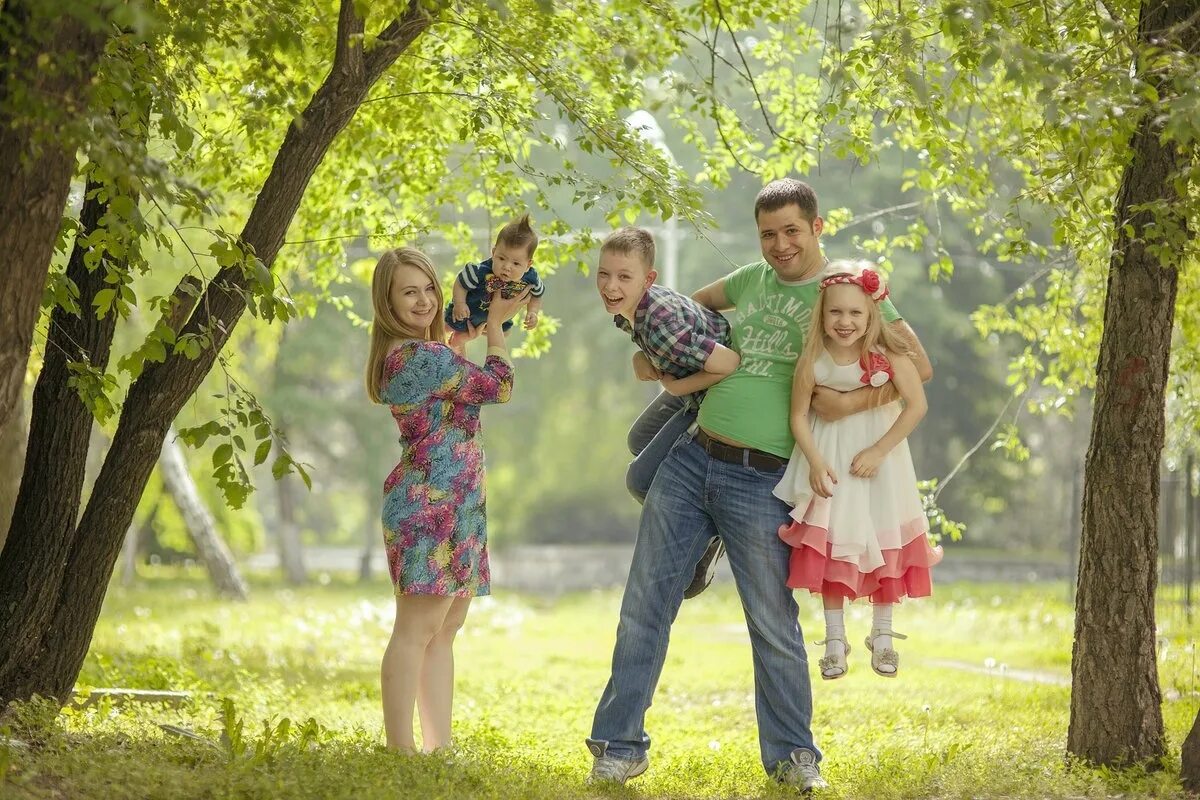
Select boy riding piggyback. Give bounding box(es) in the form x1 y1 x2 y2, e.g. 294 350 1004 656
597 227 739 597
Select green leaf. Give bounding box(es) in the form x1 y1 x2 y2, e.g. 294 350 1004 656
146 337 167 363
254 438 272 466
213 442 233 468
294 462 312 491
93 288 117 317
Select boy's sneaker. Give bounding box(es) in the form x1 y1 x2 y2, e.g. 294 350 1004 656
683 536 725 599
779 748 828 793
585 740 649 785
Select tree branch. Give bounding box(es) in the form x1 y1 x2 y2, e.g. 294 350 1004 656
712 0 805 147
365 0 439 80
334 0 366 75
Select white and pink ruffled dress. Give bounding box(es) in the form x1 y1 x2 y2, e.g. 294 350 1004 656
773 348 942 603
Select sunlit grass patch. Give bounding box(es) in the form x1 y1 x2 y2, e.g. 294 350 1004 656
2 574 1197 798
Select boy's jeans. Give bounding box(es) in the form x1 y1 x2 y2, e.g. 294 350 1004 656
625 391 695 502
590 435 820 775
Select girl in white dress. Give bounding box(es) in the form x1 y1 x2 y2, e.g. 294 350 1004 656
773 264 941 680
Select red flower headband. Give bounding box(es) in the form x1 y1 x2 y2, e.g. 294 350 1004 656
819 269 889 302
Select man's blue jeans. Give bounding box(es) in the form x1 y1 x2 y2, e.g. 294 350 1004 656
590 433 820 775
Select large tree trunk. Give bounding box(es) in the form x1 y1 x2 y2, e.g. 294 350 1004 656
158 429 249 601
0 177 120 684
0 1 434 707
1185 713 1200 794
0 393 26 553
1066 0 1195 767
0 1 108 433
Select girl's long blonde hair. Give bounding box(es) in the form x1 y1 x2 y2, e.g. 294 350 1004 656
796 260 914 382
364 247 446 404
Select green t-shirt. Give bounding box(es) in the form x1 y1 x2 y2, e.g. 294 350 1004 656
697 261 901 458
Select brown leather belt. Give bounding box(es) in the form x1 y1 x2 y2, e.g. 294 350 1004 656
694 428 787 472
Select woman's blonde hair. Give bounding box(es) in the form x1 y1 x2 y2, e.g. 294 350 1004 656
364 247 446 404
796 259 914 382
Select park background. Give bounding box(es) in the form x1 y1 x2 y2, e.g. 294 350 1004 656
0 0 1197 797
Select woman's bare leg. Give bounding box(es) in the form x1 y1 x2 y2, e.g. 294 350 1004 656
416 596 472 751
381 594 454 751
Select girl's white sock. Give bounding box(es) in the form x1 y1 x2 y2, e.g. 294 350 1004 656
823 608 846 659
872 603 895 653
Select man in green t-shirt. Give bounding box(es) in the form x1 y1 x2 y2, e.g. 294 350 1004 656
587 179 931 792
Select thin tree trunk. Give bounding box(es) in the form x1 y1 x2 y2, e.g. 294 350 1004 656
1066 0 1195 767
269 329 307 586
0 1 435 707
1162 465 1180 578
1185 452 1200 790
0 1 108 432
275 460 307 585
359 473 380 582
119 494 160 588
158 429 249 600
120 523 139 588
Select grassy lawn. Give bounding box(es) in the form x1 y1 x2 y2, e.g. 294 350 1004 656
2 572 1198 798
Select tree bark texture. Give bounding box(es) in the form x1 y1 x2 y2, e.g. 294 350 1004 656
1184 710 1200 794
1066 0 1196 767
0 1 434 707
0 1 108 433
0 179 119 686
158 430 249 601
0 392 26 552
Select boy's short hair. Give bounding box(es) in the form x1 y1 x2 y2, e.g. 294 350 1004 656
600 226 656 271
754 178 819 222
495 213 538 259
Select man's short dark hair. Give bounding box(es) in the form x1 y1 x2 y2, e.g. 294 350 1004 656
754 179 819 222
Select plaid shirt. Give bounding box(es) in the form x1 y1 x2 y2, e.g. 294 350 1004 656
614 285 731 379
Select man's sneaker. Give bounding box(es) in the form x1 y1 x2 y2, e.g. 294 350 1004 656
586 739 649 785
779 748 827 793
683 536 725 599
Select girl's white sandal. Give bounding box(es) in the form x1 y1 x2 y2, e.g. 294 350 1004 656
815 638 851 680
864 629 907 678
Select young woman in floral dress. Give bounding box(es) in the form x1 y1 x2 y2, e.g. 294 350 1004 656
365 246 529 753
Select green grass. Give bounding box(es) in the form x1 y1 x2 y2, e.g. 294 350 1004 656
2 571 1198 798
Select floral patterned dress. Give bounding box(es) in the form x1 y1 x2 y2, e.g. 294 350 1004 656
380 339 514 596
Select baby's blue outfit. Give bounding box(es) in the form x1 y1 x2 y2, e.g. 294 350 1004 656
444 257 545 333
